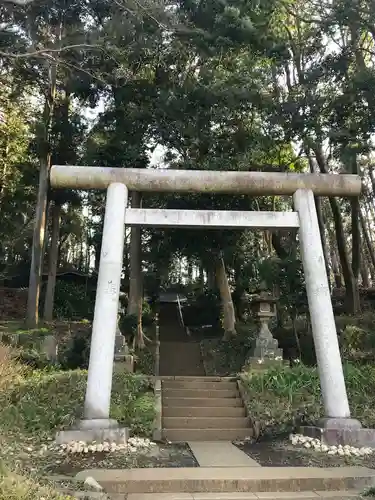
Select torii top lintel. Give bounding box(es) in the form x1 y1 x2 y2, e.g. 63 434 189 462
50 165 362 197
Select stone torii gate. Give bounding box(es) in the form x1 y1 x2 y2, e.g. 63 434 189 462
51 166 370 447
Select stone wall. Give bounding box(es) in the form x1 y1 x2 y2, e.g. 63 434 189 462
0 288 28 320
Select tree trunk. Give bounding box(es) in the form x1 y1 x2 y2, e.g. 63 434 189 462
351 197 361 281
329 198 361 313
369 165 375 196
207 268 216 289
26 63 57 327
128 191 144 349
215 255 236 340
187 260 193 284
330 238 343 289
43 201 61 321
313 144 360 313
308 154 331 287
366 246 375 283
360 246 370 288
314 196 331 287
26 162 50 327
345 152 361 281
359 208 375 270
199 263 205 291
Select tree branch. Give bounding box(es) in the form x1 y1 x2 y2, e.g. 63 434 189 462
1 0 34 4
0 43 104 59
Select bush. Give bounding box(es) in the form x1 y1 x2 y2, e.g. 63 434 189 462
58 328 91 370
0 344 26 394
52 282 95 320
120 313 138 337
0 366 154 438
0 465 72 500
201 322 258 376
241 363 375 439
183 290 221 327
17 348 52 370
134 346 155 375
340 324 375 360
110 374 155 436
119 301 155 338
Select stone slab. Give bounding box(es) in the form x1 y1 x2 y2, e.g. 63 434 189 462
123 492 362 500
127 495 194 500
318 418 362 430
254 493 360 499
78 419 120 430
56 420 129 445
188 441 260 467
75 466 375 494
301 424 375 448
58 491 109 499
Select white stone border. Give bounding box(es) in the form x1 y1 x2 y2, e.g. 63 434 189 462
290 433 373 457
52 437 155 455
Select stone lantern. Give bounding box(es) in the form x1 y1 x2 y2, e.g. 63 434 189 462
114 292 134 373
244 281 283 370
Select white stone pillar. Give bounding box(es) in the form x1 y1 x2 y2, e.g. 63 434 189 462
83 182 128 422
293 189 351 419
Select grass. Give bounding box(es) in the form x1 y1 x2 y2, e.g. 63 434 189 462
0 466 73 500
241 363 375 438
0 368 154 439
0 343 155 498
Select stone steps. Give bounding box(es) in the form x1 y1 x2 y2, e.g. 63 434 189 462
162 380 237 390
163 397 244 408
162 377 251 442
164 388 239 399
163 387 239 399
160 377 237 382
163 417 249 429
164 428 252 442
124 492 362 500
76 466 375 495
163 406 247 418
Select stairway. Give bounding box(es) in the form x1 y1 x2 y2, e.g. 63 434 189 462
160 341 205 376
158 301 205 377
162 376 253 442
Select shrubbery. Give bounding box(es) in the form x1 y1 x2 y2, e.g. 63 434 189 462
241 363 375 438
0 342 155 499
183 290 221 328
119 300 155 339
0 467 72 500
57 327 91 370
51 281 96 320
200 322 258 376
0 355 154 438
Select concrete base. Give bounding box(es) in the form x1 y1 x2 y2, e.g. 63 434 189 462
301 417 375 448
56 419 129 445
